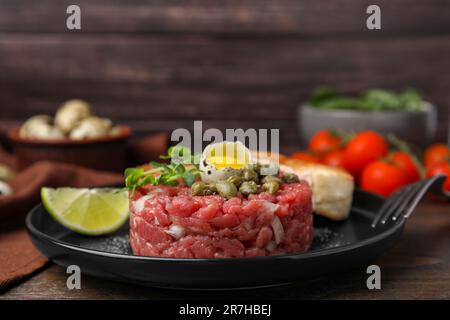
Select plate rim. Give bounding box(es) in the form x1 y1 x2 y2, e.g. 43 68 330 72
26 194 405 264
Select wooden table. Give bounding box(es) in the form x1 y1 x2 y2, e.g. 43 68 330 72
1 201 449 300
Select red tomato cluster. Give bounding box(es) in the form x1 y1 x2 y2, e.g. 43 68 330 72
424 144 450 193
291 130 450 197
344 131 388 180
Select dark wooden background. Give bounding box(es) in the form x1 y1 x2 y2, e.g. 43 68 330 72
0 0 449 152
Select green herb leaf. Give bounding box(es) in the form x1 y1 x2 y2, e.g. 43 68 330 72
182 171 196 187
310 86 338 106
142 174 157 185
125 146 201 190
160 145 192 163
175 163 186 174
124 167 144 189
150 161 165 168
309 87 423 111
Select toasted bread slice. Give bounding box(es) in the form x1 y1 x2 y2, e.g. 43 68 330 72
282 159 354 220
253 151 354 221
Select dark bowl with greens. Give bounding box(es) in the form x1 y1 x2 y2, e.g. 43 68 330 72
298 87 437 147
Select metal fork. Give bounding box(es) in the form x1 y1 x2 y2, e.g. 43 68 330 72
371 174 448 228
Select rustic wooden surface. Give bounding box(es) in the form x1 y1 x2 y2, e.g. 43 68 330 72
0 0 449 147
2 200 449 300
1 0 449 35
0 0 449 299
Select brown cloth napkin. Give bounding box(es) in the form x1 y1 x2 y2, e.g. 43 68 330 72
0 133 168 292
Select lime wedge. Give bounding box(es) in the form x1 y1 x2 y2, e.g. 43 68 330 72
41 187 129 236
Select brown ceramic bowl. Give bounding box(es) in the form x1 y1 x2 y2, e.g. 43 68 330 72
8 125 132 172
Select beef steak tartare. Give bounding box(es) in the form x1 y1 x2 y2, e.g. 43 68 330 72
129 181 313 258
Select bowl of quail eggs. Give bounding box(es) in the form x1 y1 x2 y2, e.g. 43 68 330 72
8 99 131 172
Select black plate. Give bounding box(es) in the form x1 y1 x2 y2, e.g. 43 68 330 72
26 189 404 289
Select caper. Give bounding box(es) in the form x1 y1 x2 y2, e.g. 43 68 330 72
191 181 206 196
239 181 259 196
251 162 262 174
243 168 259 183
203 184 217 195
227 175 243 187
261 181 279 194
282 173 300 183
215 180 238 199
261 175 282 184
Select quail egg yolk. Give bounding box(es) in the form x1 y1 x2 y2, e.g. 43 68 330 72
202 142 252 170
206 155 247 169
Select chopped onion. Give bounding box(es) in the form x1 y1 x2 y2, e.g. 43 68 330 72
130 216 137 229
265 241 277 252
132 195 151 213
262 201 279 214
271 216 284 244
242 218 253 231
165 224 185 239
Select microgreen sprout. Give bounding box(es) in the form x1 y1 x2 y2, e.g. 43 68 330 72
124 146 201 192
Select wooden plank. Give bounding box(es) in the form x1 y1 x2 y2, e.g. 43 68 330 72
0 82 301 121
1 35 449 89
0 0 449 36
2 201 449 299
0 34 449 141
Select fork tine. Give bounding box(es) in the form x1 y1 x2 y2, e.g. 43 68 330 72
371 174 448 228
380 185 417 224
391 182 422 221
371 188 406 228
425 174 448 199
402 175 447 219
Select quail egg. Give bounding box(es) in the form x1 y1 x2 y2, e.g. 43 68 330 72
19 115 64 139
109 126 122 137
69 116 113 140
0 181 12 196
200 141 252 183
0 164 14 181
55 99 91 133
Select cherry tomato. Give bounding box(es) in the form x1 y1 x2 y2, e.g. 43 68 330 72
390 151 421 183
291 151 321 163
360 161 409 197
424 143 450 168
308 130 341 155
426 161 450 193
344 131 388 179
322 150 348 170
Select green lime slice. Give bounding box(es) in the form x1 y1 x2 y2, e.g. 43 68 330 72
41 187 129 236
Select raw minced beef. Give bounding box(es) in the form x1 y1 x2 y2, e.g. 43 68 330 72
129 182 313 258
